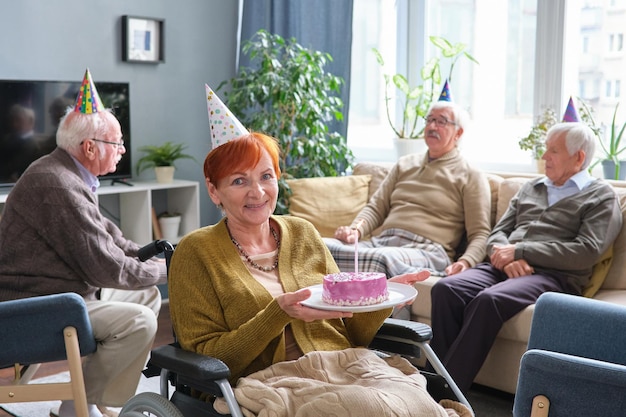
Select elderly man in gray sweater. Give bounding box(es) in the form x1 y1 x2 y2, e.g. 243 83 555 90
429 121 623 393
0 69 166 417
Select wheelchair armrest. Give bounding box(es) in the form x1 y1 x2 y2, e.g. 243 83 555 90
377 318 433 342
368 318 433 358
150 344 231 381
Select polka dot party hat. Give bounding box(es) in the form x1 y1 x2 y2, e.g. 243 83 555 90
74 68 104 114
205 84 248 148
562 96 580 122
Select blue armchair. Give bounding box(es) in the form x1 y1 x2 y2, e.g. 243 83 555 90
513 291 626 417
0 292 97 417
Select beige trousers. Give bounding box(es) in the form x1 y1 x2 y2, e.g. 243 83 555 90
84 287 161 407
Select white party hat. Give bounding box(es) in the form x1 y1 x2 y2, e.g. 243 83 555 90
205 84 248 148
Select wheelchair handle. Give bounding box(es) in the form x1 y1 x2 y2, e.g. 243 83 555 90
138 240 175 262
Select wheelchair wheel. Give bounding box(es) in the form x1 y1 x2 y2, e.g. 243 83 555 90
120 392 184 417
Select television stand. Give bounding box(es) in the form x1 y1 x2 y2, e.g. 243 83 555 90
110 178 134 186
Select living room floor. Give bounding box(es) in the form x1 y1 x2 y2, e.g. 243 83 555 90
0 301 514 416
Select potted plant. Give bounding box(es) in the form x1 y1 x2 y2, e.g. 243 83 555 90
372 36 478 156
572 99 625 180
596 102 626 180
518 107 558 172
136 141 196 183
158 211 182 241
218 29 353 214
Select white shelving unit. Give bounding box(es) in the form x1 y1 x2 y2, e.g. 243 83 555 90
0 179 200 246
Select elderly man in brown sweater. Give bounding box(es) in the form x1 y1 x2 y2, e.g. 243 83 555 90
0 69 166 417
325 100 491 283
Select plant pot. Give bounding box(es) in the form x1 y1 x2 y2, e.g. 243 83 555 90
158 215 181 242
154 166 175 183
393 137 427 159
601 160 626 180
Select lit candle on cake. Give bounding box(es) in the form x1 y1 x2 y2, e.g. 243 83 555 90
352 219 364 273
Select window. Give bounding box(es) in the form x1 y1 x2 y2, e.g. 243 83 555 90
347 0 398 162
348 0 626 173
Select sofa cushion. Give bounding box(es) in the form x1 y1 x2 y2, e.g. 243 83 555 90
352 162 391 199
485 174 504 226
583 246 613 297
286 175 371 238
601 188 626 290
495 177 529 222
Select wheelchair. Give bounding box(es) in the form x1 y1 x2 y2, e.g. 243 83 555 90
119 241 474 417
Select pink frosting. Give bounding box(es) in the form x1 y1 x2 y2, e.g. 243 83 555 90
322 272 388 306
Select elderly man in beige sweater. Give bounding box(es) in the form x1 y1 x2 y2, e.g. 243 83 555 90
324 100 491 292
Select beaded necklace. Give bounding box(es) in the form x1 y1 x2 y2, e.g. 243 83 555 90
225 218 280 272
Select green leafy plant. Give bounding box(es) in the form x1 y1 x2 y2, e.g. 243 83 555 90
518 107 559 159
136 141 196 175
218 29 353 214
372 36 478 139
519 99 602 161
591 102 626 179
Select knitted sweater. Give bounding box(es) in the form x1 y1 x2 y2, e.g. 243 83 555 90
488 177 622 292
0 148 164 301
353 148 492 266
168 215 392 383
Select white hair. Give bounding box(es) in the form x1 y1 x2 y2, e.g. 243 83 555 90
546 122 596 169
56 108 121 159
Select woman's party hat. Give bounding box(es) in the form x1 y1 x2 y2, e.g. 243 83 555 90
205 84 248 148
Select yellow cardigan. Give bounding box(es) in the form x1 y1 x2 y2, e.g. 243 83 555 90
169 215 392 383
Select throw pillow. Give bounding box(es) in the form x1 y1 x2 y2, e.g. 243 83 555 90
352 162 391 199
287 175 372 238
583 246 613 298
495 178 529 223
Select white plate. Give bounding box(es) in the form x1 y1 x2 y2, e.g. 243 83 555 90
300 282 418 313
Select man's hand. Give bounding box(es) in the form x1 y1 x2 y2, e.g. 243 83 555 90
334 226 359 243
490 244 517 270
445 260 470 276
388 270 431 286
503 259 535 278
388 270 430 306
276 288 353 322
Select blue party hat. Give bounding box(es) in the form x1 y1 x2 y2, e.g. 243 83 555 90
562 96 580 122
438 79 453 102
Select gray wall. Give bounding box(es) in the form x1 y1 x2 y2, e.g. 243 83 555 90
0 0 239 227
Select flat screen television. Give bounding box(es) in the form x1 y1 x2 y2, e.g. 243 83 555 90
0 79 131 188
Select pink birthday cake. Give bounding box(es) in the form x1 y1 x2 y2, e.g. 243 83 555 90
322 272 389 306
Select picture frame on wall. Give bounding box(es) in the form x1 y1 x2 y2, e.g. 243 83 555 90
122 15 164 63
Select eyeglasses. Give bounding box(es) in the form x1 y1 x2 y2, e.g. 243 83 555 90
425 117 457 128
91 138 125 148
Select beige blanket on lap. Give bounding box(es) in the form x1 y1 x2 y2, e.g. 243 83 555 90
214 348 471 417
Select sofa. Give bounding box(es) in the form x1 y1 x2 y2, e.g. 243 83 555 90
286 162 626 394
